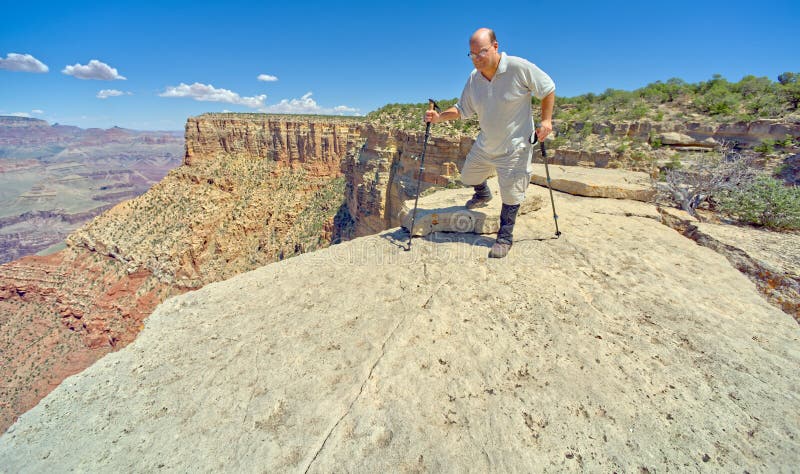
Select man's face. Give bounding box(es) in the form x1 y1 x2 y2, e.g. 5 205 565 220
469 37 497 71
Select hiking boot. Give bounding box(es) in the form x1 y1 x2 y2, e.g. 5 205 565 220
488 241 511 258
466 194 492 209
497 203 520 245
465 181 492 209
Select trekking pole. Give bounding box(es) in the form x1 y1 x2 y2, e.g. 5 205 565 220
534 134 561 238
406 99 439 251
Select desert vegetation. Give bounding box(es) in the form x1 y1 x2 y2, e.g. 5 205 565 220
367 72 800 134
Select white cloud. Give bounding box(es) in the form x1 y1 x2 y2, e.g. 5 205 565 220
258 92 360 115
31 109 44 114
0 53 49 73
62 59 126 80
257 74 278 82
9 112 32 117
97 89 132 99
159 82 266 108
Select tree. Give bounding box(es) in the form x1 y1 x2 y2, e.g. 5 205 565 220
778 72 800 110
778 72 797 86
658 146 757 216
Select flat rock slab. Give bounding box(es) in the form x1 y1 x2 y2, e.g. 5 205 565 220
693 223 800 277
399 177 544 236
531 164 656 201
2 186 798 472
688 221 800 319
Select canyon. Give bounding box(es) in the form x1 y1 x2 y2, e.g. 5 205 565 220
0 116 184 264
0 112 797 436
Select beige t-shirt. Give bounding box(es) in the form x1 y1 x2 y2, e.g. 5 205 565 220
456 52 555 157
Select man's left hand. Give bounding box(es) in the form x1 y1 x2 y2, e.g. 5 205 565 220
536 119 553 142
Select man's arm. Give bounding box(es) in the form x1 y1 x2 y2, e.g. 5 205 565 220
536 91 555 141
424 106 460 124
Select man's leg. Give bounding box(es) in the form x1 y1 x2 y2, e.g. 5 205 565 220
460 149 494 209
490 147 532 258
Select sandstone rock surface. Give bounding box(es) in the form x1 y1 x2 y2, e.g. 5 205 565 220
663 215 800 319
399 178 544 236
2 185 798 472
530 164 656 201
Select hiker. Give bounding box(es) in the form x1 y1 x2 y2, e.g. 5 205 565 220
425 27 555 258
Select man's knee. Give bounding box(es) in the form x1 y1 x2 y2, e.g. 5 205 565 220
498 173 530 205
462 175 489 186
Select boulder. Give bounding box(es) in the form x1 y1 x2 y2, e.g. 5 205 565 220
658 132 717 148
399 177 544 236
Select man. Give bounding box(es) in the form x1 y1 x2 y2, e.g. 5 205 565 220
425 28 555 258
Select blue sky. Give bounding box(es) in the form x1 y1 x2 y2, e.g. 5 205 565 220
1 0 797 130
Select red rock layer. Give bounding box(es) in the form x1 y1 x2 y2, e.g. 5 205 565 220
0 245 180 433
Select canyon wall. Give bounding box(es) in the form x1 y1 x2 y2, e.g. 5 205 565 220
0 247 177 433
70 114 363 287
343 124 469 235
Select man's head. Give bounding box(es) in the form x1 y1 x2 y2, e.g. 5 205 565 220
469 28 500 74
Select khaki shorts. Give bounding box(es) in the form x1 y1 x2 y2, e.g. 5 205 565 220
460 144 533 205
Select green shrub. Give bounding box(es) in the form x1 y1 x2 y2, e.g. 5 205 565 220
625 102 650 120
718 176 800 229
754 139 776 154
695 85 740 116
580 122 593 138
649 133 662 149
663 156 682 170
778 134 797 148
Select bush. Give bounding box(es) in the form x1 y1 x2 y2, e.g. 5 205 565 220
649 133 662 149
625 102 650 120
754 139 776 154
718 176 800 229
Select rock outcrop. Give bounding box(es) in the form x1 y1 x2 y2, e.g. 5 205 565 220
2 185 798 472
559 118 800 146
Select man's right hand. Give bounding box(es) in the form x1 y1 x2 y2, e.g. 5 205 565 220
424 106 459 124
424 109 440 124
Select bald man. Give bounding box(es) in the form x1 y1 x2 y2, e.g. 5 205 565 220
425 28 555 258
